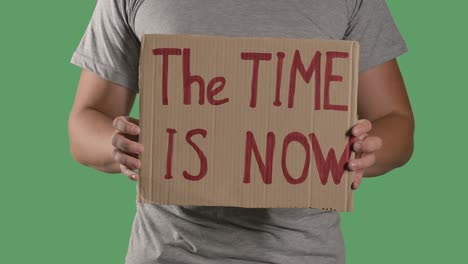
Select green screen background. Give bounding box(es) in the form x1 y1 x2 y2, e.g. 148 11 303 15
1 1 466 263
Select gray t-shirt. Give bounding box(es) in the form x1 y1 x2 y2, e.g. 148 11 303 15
70 0 407 263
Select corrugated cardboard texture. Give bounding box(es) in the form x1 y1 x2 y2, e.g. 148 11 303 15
138 33 359 211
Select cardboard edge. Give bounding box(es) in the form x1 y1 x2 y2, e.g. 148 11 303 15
146 33 357 47
137 34 361 210
137 34 147 204
347 41 360 212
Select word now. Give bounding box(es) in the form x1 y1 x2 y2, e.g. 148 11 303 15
164 128 353 185
153 48 350 111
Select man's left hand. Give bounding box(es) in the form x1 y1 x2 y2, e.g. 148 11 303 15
348 119 383 190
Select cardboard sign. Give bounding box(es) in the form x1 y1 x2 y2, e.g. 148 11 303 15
137 33 359 211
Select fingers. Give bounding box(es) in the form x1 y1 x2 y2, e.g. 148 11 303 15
112 148 141 171
352 170 364 190
347 153 376 171
111 130 144 154
113 116 140 135
112 139 142 181
353 136 382 153
120 164 139 181
350 152 364 190
111 116 142 181
352 119 372 137
348 120 380 190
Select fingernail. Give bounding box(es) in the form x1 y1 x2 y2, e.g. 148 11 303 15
130 174 137 180
354 143 361 151
137 147 144 154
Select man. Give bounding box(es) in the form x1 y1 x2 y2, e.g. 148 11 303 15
68 0 414 263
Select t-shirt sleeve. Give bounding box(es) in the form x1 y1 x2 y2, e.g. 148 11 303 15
70 0 141 93
344 0 408 72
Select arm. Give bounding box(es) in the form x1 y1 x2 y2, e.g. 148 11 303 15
351 59 415 178
67 69 137 174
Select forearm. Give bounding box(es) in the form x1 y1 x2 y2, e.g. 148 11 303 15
68 108 121 173
363 112 414 177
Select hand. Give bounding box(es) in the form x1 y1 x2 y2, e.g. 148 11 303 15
348 119 382 190
111 116 144 181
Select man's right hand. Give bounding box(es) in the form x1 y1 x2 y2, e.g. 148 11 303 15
111 116 144 181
